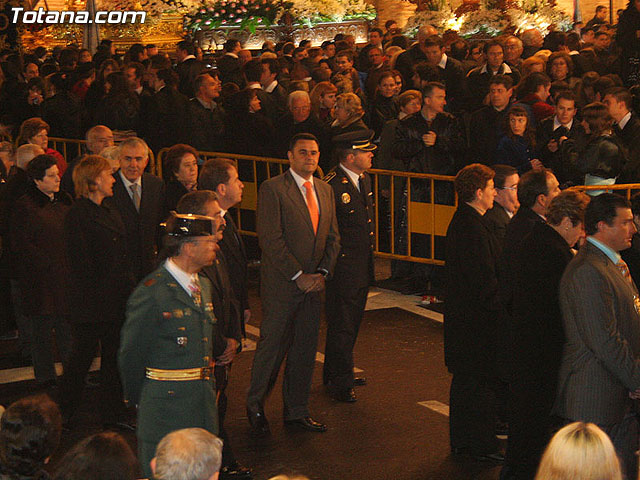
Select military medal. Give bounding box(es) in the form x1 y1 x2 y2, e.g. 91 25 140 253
176 336 188 347
173 309 184 318
341 193 351 204
634 295 640 314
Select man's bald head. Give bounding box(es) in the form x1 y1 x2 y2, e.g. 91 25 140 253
16 144 45 170
85 125 114 154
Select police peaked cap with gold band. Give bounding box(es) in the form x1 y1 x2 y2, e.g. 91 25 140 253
332 129 377 151
165 212 215 237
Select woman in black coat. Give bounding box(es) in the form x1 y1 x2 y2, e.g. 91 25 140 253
10 154 73 387
503 190 590 480
367 71 399 140
223 88 276 157
162 143 199 212
94 71 140 133
61 155 136 429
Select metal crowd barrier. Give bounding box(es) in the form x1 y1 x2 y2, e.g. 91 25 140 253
569 183 640 199
156 148 457 265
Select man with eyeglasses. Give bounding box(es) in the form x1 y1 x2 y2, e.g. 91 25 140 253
484 165 519 247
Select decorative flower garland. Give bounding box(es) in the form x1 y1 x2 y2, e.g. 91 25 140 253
404 1 572 38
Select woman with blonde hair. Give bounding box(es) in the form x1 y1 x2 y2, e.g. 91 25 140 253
310 81 338 127
534 422 622 480
330 92 368 138
519 56 546 78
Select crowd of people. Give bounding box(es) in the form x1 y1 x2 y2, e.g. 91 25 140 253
0 4 640 480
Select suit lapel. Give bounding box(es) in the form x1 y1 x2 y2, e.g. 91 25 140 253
284 170 315 235
86 200 123 235
223 215 247 264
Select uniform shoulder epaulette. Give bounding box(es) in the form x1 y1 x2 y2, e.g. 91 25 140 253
323 169 337 183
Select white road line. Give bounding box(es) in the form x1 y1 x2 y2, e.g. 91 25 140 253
0 357 101 385
245 323 363 373
418 400 450 417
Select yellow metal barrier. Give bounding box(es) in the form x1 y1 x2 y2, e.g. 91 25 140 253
157 147 457 265
569 183 640 199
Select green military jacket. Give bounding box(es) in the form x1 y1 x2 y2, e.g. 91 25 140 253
119 264 219 444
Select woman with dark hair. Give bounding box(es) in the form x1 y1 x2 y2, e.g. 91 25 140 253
546 52 579 88
42 72 84 139
563 102 626 190
515 72 555 124
94 71 140 132
0 394 62 480
163 143 199 211
505 190 590 480
223 88 276 157
367 71 400 140
84 59 119 121
61 155 135 430
19 117 66 175
123 43 145 64
53 432 136 480
495 105 542 173
616 0 640 85
10 154 73 387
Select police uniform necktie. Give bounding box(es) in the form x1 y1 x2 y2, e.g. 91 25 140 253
303 181 319 234
189 276 202 307
130 183 141 212
617 258 633 284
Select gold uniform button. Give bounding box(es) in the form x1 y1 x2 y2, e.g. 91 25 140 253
202 337 208 343
203 356 210 363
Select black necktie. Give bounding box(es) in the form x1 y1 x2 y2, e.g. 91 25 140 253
358 175 368 203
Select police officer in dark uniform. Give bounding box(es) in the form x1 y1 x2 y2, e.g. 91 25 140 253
119 212 220 478
323 130 376 402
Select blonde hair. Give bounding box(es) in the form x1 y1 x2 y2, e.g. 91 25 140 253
99 145 121 172
335 92 364 124
73 155 112 198
534 422 622 480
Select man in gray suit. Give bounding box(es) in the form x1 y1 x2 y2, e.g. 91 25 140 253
246 133 340 436
556 193 640 476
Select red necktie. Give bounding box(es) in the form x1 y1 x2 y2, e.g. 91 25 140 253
303 181 319 234
617 258 633 284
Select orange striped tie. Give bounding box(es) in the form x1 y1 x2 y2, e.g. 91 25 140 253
617 258 633 284
303 181 319 234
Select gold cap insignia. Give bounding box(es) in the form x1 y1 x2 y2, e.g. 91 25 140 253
342 193 351 204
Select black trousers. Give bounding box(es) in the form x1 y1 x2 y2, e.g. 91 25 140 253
323 282 368 389
449 372 499 454
215 364 236 468
502 376 559 480
60 321 127 424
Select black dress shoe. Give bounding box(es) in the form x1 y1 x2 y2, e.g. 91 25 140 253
219 462 253 479
334 388 357 403
246 408 270 437
353 377 367 386
451 447 504 464
284 416 328 432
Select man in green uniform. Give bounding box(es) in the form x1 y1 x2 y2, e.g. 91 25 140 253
119 210 221 478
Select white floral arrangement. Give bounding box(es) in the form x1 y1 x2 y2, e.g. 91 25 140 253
458 8 509 36
404 3 572 38
404 6 455 36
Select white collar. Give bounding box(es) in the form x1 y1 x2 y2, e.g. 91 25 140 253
553 116 573 130
264 80 278 93
181 55 196 62
164 258 198 295
480 62 512 74
247 83 262 89
119 169 141 189
340 164 362 191
289 169 314 190
196 96 215 110
438 53 448 69
135 86 143 95
618 111 632 130
226 52 238 59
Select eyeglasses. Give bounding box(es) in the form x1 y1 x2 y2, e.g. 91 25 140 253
500 185 518 191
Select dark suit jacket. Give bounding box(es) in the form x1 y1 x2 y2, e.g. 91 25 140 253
187 98 226 152
176 57 206 98
555 241 640 425
512 222 573 379
537 117 588 186
201 255 242 359
64 197 136 324
615 113 640 183
483 203 511 248
217 54 245 88
467 105 509 165
146 87 190 154
218 213 249 312
107 172 166 282
257 169 340 305
622 233 640 288
444 203 501 374
325 167 375 288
